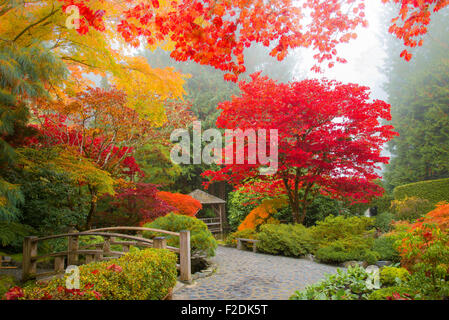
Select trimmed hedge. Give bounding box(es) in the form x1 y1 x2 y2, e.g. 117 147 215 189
18 248 177 300
393 178 449 206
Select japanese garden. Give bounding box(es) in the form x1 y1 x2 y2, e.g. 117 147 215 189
0 0 448 301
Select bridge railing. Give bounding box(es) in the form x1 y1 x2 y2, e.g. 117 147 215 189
22 227 191 283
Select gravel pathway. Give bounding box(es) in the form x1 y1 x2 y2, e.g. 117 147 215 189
173 246 340 300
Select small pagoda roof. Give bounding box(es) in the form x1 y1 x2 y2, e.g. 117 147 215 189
188 189 226 204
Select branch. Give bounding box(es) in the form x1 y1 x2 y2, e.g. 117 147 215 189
13 5 59 42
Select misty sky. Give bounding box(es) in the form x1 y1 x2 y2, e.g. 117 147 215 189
295 0 388 102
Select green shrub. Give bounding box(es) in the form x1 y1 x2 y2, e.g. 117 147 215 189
225 229 258 248
374 212 395 233
257 224 313 257
380 266 410 286
390 196 433 221
19 248 177 300
315 239 379 265
372 236 400 262
393 177 449 206
143 213 217 257
368 286 415 300
309 215 375 250
290 265 378 300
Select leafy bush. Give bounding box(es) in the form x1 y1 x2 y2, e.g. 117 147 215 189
308 215 378 264
372 236 400 262
309 215 375 250
393 178 449 206
143 213 217 257
368 286 415 300
8 248 177 300
374 212 395 233
257 224 313 257
290 265 378 300
225 229 258 248
315 239 379 265
389 203 449 299
390 196 433 221
380 266 410 286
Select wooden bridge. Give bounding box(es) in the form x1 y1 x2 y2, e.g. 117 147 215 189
22 227 191 283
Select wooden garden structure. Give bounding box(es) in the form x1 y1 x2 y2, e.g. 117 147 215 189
22 227 191 283
188 189 226 234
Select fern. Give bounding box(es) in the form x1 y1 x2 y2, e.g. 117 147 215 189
0 221 35 248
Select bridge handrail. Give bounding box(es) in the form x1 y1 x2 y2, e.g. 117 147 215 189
22 227 191 283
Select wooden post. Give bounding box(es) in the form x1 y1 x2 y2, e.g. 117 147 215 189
22 236 38 281
102 236 111 260
252 242 257 253
67 233 79 265
237 239 242 250
219 204 224 235
179 230 191 283
153 237 167 249
54 256 65 273
85 254 95 264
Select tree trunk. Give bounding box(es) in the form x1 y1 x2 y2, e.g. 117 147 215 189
85 185 98 230
291 205 301 224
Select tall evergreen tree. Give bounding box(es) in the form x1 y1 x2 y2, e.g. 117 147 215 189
382 7 449 191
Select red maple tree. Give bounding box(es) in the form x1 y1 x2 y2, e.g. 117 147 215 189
59 0 448 78
94 183 176 226
203 73 398 224
156 191 202 217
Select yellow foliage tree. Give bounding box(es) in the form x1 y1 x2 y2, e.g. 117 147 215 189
0 0 186 124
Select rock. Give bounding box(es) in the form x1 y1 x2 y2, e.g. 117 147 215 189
304 254 315 262
375 260 392 268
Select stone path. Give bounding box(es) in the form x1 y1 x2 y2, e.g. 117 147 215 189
173 246 341 300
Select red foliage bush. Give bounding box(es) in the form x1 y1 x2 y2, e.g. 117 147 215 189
156 191 202 217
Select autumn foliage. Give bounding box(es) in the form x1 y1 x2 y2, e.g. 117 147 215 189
238 199 287 231
156 191 202 217
53 0 448 79
382 0 449 61
204 73 398 224
395 202 449 272
94 183 176 226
